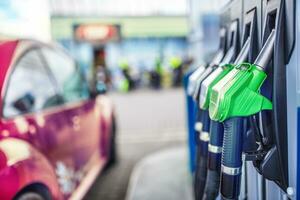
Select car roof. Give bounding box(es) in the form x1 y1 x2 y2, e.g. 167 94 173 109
0 40 19 78
0 38 68 67
0 40 18 65
0 40 19 115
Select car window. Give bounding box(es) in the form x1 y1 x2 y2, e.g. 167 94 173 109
3 49 61 118
41 48 89 103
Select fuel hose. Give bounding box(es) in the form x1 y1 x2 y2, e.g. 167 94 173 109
194 109 210 200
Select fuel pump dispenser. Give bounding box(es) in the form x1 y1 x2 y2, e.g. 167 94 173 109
187 0 296 199
206 0 295 198
212 0 295 198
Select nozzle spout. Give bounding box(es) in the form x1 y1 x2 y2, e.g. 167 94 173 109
234 37 250 65
210 50 225 67
254 29 276 70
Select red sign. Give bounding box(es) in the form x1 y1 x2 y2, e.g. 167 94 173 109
74 24 120 43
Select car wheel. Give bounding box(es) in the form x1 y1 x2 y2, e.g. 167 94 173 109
16 192 45 200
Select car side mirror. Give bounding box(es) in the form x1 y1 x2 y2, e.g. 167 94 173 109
13 93 35 113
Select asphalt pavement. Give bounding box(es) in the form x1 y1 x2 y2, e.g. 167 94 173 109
84 88 188 200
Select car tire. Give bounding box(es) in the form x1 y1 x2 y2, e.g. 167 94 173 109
15 192 46 200
107 117 117 166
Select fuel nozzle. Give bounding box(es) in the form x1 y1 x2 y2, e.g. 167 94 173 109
210 29 276 200
209 29 276 122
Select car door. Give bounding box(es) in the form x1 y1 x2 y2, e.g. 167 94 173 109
40 47 101 173
1 48 78 195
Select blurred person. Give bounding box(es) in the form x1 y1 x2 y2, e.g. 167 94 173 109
150 58 163 89
120 78 130 92
119 59 134 90
130 65 142 89
170 56 183 87
111 69 130 92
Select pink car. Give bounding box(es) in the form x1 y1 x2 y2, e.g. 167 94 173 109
0 40 116 200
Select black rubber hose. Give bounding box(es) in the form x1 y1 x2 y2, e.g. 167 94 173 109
194 147 208 200
202 169 221 200
203 121 224 200
194 109 210 200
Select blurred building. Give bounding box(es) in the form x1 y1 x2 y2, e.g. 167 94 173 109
49 0 189 89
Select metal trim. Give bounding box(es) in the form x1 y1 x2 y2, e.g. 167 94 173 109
221 165 242 175
208 144 222 153
199 131 209 142
194 122 203 132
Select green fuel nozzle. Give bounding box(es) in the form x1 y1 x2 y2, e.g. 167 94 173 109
208 30 276 122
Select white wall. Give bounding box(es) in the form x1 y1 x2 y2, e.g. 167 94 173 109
50 0 187 16
0 0 51 41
